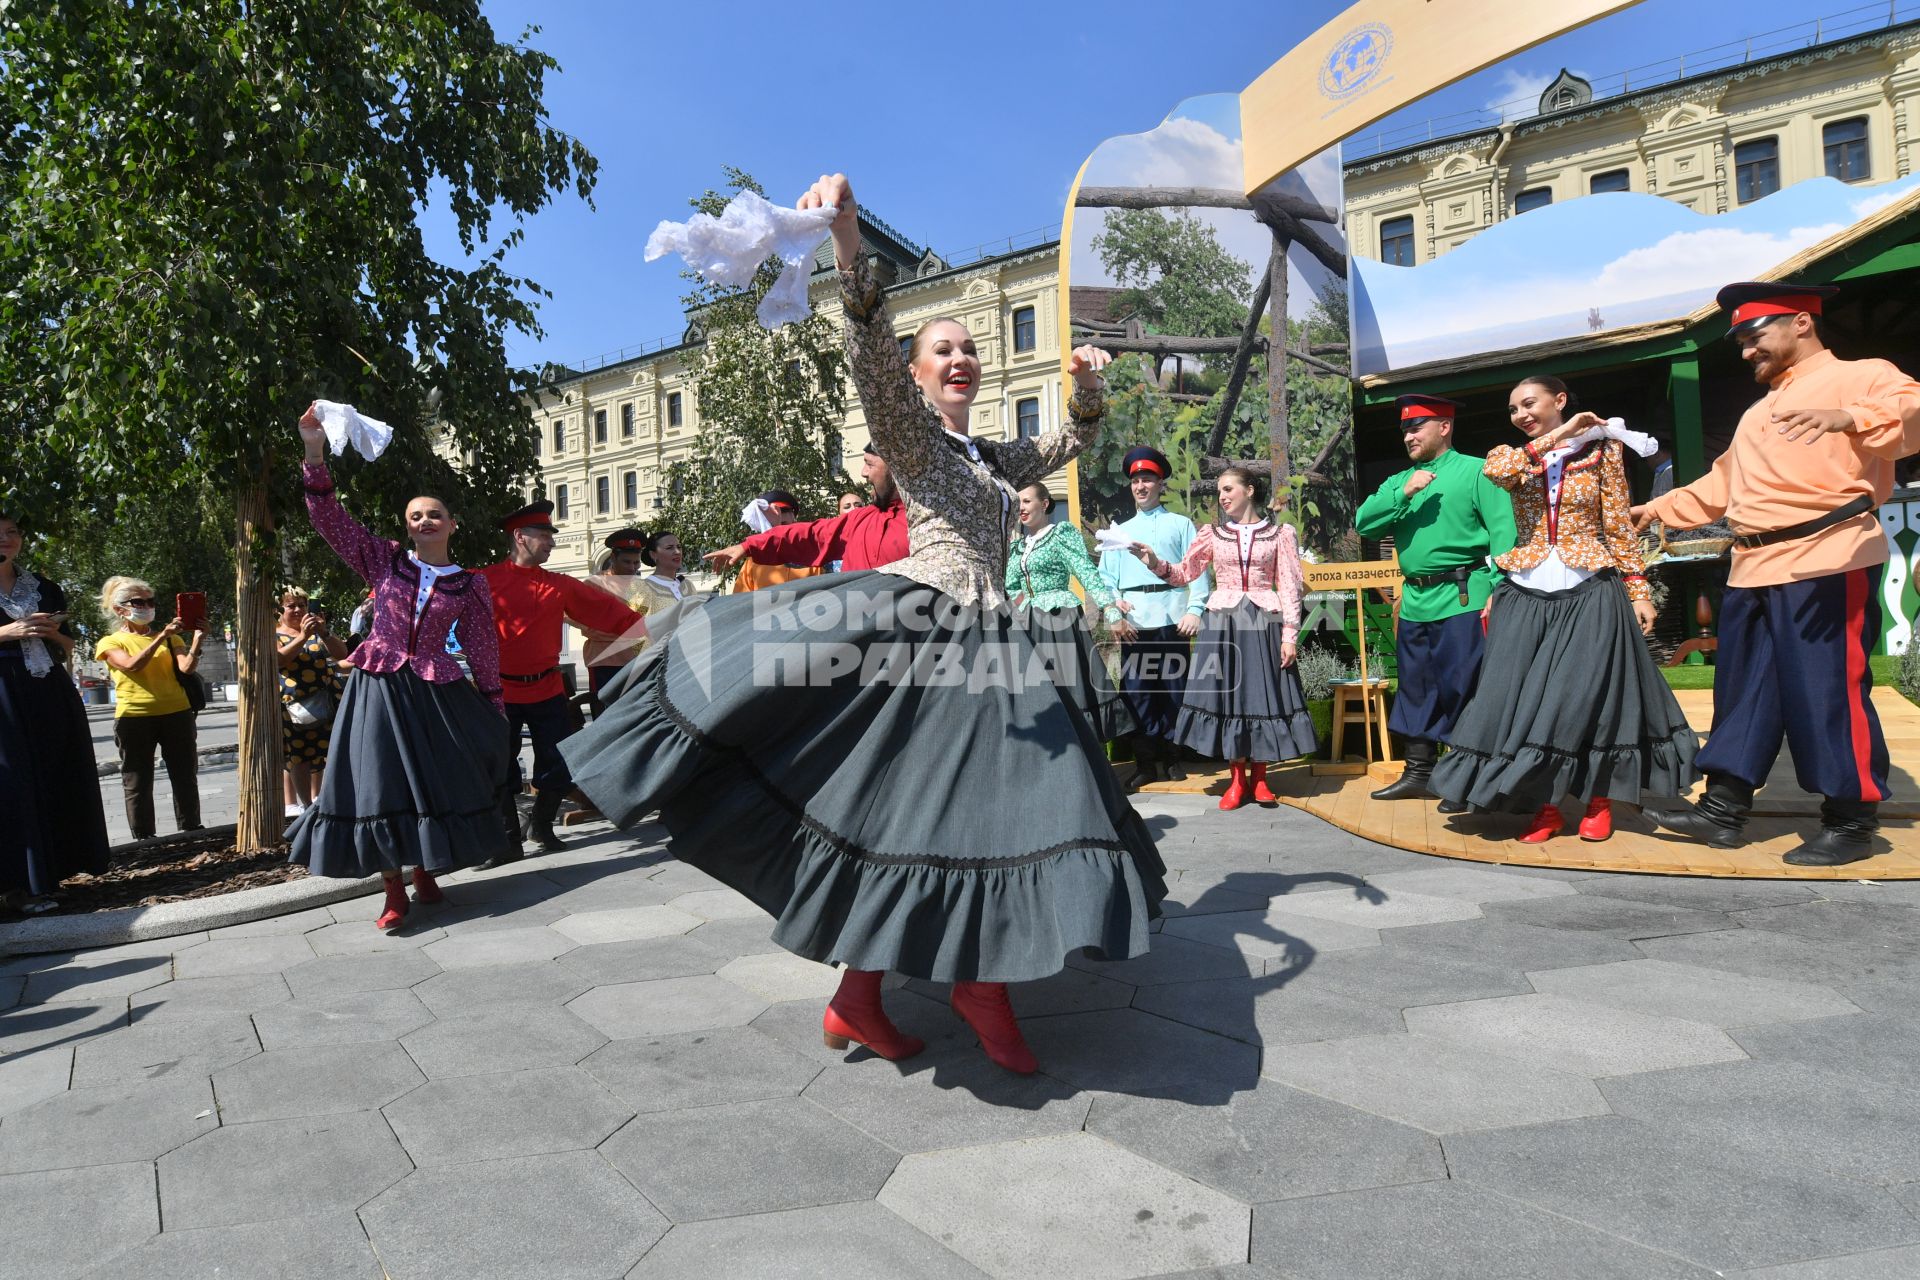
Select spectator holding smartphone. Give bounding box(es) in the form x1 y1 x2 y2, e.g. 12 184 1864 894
95 575 204 840
0 509 110 913
276 587 346 816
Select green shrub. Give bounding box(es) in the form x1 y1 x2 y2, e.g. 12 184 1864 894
1296 642 1355 704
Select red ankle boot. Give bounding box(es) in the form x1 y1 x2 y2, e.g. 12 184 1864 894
1519 804 1564 844
374 877 410 931
951 981 1037 1074
823 969 925 1061
1578 797 1613 842
1250 762 1278 804
1219 761 1249 811
411 867 445 905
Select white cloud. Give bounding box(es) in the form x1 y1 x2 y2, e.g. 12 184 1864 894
1851 177 1920 219
1485 67 1555 123
1086 116 1243 190
1591 223 1846 297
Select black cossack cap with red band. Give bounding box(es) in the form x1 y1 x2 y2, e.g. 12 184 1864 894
1717 281 1840 340
1396 394 1462 424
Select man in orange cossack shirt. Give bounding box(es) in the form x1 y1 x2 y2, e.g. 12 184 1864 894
478 501 648 864
1634 281 1920 867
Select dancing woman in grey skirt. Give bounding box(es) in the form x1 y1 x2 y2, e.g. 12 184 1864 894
1134 467 1317 811
560 174 1165 1076
1431 376 1699 841
289 407 517 929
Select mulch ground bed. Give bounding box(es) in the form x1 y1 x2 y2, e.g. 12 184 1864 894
31 830 307 916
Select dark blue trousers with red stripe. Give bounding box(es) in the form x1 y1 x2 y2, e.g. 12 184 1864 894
1697 565 1889 802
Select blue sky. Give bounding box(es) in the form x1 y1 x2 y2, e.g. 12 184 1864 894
440 0 1904 371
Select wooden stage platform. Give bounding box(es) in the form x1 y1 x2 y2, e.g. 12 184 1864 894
1137 689 1920 880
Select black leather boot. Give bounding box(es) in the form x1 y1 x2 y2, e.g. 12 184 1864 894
1784 798 1879 867
525 789 567 854
1127 736 1162 789
478 792 525 870
1372 740 1435 801
1652 777 1753 849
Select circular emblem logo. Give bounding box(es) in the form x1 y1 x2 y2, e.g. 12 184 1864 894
1319 23 1393 101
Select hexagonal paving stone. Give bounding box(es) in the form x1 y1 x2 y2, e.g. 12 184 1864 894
1 1163 158 1277
603 1096 898 1222
80 1212 384 1280
400 1005 607 1079
555 936 726 986
1404 994 1748 1077
567 975 770 1039
129 974 293 1023
19 953 173 1004
0 1044 74 1119
213 1041 423 1123
805 1052 1091 1154
70 1014 261 1087
1020 1008 1261 1102
303 920 447 956
1161 906 1380 960
1486 894 1732 938
1266 887 1484 929
550 905 701 945
1365 866 1578 904
160 1112 412 1230
1274 946 1532 1011
283 949 440 999
173 935 319 979
685 916 783 957
581 1025 822 1114
361 1151 667 1279
717 952 841 1002
251 989 435 1049
1261 1033 1610 1134
422 926 574 970
0 998 130 1061
1526 959 1862 1029
668 887 768 920
626 1200 985 1279
1065 935 1259 986
410 962 591 1016
1129 976 1404 1047
0 1077 217 1173
382 1065 632 1165
1087 1085 1445 1204
879 1131 1250 1280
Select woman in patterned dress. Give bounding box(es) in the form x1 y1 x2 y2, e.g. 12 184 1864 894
562 173 1165 1076
1430 375 1699 842
1007 482 1136 743
275 587 346 816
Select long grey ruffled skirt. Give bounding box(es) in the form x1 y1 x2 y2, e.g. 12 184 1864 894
289 668 515 877
1017 604 1138 744
562 571 1168 983
1431 573 1701 811
1169 601 1317 763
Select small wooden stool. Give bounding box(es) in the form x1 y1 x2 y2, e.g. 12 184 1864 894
1329 678 1394 763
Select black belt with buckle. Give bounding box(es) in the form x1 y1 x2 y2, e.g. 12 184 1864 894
1122 583 1178 594
501 667 559 684
1733 494 1876 550
1402 564 1479 606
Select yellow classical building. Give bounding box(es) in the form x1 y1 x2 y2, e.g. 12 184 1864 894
522 213 1061 581
1345 17 1920 265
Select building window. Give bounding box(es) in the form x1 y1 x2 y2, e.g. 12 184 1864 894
595 476 609 514
1824 117 1869 183
1379 216 1414 266
620 403 635 438
593 408 607 444
1735 137 1780 203
1016 397 1041 439
555 484 569 520
1514 186 1552 214
1012 306 1036 353
1589 168 1630 194
551 421 564 455
898 335 914 363
623 471 637 509
666 391 683 428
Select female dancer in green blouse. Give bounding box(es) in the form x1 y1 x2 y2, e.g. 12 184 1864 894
1008 482 1136 743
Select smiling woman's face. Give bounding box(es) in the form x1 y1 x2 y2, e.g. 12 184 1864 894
909 320 981 414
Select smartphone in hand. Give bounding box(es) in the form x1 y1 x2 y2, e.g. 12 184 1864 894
175 592 208 633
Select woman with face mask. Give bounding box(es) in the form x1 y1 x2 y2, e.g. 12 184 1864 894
561 173 1165 1078
0 510 110 913
95 575 205 841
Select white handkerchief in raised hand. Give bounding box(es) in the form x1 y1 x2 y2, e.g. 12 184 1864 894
1095 527 1136 554
645 191 837 328
311 401 394 462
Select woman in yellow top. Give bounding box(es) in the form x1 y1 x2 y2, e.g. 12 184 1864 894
94 575 205 840
731 490 823 592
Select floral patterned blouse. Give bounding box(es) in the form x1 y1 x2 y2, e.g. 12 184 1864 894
839 256 1105 610
1484 439 1651 604
1006 522 1121 621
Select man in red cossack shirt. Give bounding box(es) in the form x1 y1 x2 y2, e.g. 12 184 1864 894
478 500 647 864
703 444 907 576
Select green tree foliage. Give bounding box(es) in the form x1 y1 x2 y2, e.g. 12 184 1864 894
0 0 595 848
657 169 852 565
1090 209 1251 375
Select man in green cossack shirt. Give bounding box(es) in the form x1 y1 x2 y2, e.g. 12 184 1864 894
1355 394 1517 805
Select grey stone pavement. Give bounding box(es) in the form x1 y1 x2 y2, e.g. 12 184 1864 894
6 792 1920 1279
